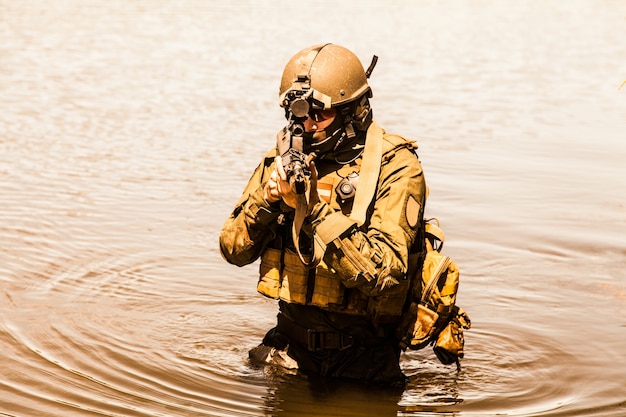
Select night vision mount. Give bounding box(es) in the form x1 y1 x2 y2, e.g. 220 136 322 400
276 75 324 195
281 75 330 136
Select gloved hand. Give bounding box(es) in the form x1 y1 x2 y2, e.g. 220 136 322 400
264 156 319 214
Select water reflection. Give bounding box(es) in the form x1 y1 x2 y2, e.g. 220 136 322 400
259 371 405 417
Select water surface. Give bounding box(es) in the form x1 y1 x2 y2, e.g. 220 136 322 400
1 1 625 416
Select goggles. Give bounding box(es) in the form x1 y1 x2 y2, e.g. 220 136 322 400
309 108 336 122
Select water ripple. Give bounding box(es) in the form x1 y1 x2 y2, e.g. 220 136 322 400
2 0 625 415
1 253 267 416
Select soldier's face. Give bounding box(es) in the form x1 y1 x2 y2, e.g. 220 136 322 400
303 108 336 134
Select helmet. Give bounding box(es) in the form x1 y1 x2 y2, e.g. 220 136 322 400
278 44 377 162
279 43 372 110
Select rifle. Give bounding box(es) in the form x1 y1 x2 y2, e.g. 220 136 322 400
276 85 317 195
276 129 311 195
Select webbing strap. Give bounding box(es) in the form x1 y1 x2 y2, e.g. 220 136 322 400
349 121 383 226
292 190 323 268
312 211 357 263
441 283 457 298
422 253 452 305
425 222 445 244
316 211 357 244
299 121 382 267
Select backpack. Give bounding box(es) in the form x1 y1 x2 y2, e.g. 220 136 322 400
397 218 471 368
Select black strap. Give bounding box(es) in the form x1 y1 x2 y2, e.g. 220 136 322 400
304 267 316 305
277 313 354 351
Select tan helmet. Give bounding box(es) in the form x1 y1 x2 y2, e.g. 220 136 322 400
279 43 373 110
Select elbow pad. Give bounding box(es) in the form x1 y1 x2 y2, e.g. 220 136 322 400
313 212 378 287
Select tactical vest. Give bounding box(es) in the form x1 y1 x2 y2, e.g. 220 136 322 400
256 127 417 318
257 156 370 315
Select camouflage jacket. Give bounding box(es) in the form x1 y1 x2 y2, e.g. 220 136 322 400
219 121 426 321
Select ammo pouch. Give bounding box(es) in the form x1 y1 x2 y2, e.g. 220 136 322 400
397 220 471 365
433 306 471 365
398 302 439 350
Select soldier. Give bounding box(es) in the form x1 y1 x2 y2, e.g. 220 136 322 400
219 43 427 387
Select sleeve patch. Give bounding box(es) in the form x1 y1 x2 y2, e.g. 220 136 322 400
406 195 421 228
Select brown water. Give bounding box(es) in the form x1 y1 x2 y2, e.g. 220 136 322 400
1 1 625 416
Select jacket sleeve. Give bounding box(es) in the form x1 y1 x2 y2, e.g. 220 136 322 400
311 145 426 296
219 150 282 267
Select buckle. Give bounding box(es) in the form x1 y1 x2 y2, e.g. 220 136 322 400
307 329 318 351
338 333 354 350
307 329 354 351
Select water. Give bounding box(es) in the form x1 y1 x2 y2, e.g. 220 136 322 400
1 1 625 415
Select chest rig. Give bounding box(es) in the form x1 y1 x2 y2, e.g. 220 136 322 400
257 121 416 317
256 156 369 315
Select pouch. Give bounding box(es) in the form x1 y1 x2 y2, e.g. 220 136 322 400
399 302 439 350
433 319 463 365
433 307 471 365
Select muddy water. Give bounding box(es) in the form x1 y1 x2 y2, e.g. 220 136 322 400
1 1 625 416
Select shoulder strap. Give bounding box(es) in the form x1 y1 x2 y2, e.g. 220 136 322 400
350 121 383 226
292 192 320 268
